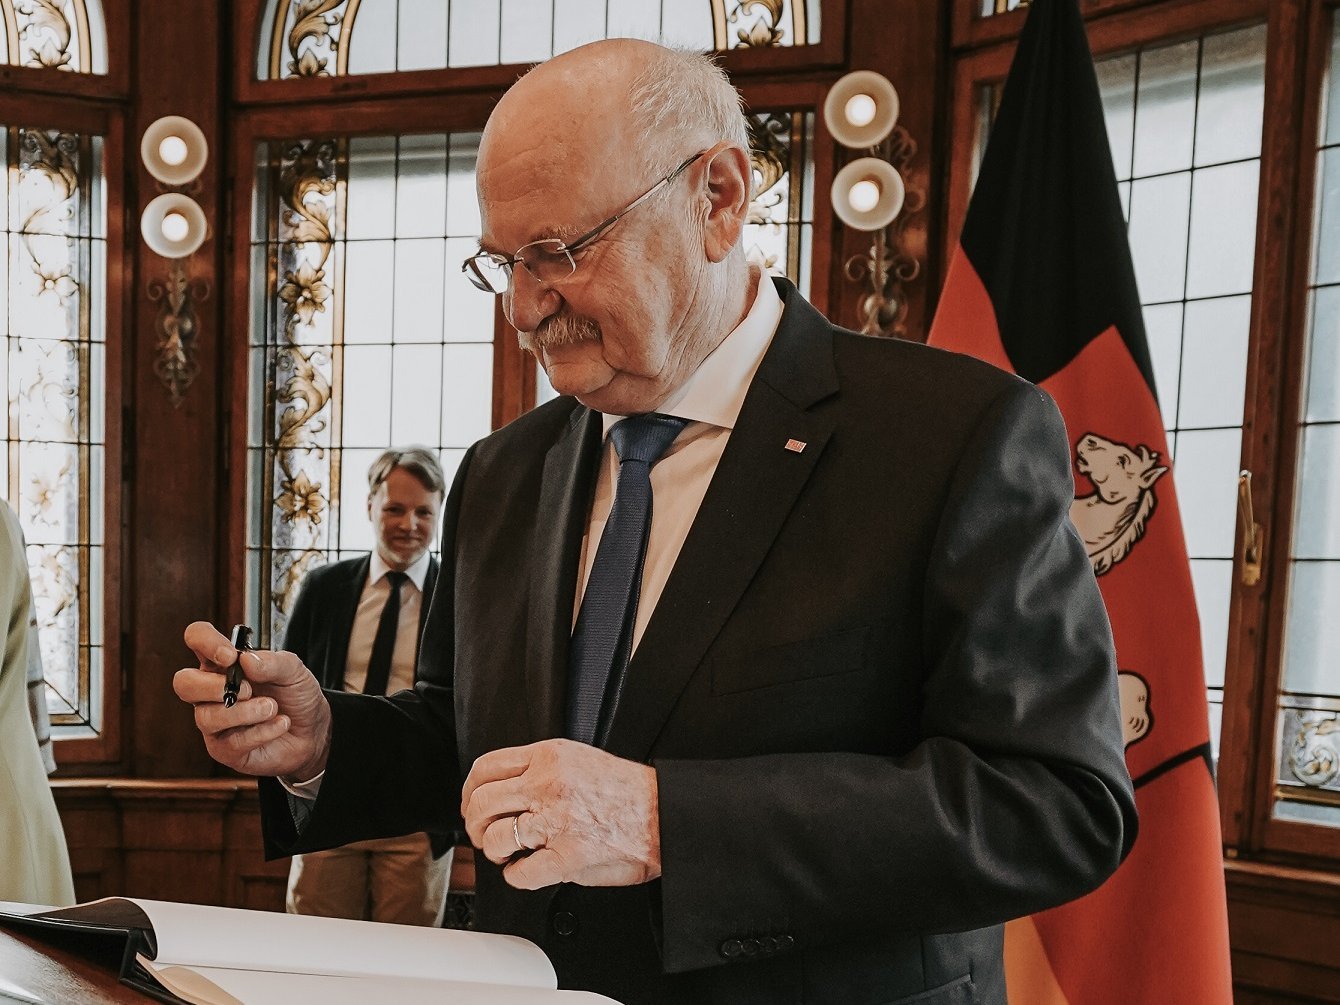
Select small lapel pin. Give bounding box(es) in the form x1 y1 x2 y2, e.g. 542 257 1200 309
784 438 807 454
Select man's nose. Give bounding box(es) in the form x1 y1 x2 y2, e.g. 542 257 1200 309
505 263 562 334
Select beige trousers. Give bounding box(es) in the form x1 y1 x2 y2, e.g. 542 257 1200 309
286 832 452 926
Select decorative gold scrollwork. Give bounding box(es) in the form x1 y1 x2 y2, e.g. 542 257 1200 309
18 0 75 70
148 261 210 408
1290 713 1340 789
287 0 347 77
731 0 786 48
842 125 926 340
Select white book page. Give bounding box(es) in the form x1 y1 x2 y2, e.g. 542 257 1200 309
129 899 556 988
140 958 622 1005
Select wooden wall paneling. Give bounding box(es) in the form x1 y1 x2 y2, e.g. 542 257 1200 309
52 781 287 911
128 0 228 777
1227 860 1340 1003
831 0 946 341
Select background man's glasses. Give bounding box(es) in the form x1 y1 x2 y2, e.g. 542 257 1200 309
461 150 706 296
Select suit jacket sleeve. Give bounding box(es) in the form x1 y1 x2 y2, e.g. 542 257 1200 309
258 447 475 858
653 380 1138 973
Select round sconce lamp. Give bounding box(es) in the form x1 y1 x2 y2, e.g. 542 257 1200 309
823 70 899 149
140 192 208 258
831 158 906 232
140 115 208 185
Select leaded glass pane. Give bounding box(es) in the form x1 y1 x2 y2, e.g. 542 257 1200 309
257 0 821 79
1 126 106 735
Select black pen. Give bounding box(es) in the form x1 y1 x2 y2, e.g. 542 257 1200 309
224 624 254 709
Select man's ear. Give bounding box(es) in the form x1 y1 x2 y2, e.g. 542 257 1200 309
701 143 752 264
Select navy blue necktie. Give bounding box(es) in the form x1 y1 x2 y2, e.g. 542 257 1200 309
361 571 407 695
566 413 687 746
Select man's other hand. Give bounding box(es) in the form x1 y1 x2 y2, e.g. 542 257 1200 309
174 621 332 781
462 738 660 890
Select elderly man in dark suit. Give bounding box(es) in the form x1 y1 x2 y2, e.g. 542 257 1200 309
279 447 452 926
177 38 1136 1005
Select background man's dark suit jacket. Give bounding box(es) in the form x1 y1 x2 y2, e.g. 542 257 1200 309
261 280 1138 1005
279 553 452 858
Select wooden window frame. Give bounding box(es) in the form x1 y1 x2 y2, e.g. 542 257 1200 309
946 0 1340 872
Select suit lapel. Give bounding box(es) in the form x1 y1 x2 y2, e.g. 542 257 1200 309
602 282 840 761
325 554 370 690
413 557 440 678
525 406 603 739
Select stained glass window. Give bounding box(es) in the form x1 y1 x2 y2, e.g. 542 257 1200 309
0 0 107 74
1274 9 1340 829
257 0 821 79
247 133 490 646
0 126 107 735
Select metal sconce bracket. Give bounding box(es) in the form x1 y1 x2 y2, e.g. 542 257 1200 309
843 127 925 340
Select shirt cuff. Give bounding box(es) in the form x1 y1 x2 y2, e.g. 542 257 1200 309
279 770 324 800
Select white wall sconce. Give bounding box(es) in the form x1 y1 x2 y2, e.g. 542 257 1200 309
140 115 208 186
140 191 208 259
140 115 211 407
824 70 923 338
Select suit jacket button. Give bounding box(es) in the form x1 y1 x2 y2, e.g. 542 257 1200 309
551 911 578 937
778 934 795 951
720 939 744 959
760 936 778 954
741 938 760 957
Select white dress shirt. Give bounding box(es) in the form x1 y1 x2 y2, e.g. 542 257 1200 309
575 266 783 653
343 550 431 695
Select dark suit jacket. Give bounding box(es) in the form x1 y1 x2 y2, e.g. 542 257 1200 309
279 553 451 857
261 280 1137 1005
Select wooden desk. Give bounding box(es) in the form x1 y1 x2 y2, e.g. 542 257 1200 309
0 923 148 1004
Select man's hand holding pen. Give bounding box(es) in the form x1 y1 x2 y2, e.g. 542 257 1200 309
174 622 332 781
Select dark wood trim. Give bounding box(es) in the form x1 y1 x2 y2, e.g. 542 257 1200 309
124 0 229 777
1216 0 1312 852
953 0 1269 51
232 93 500 141
1248 0 1339 862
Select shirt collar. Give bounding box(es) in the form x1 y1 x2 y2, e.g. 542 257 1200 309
369 549 430 592
601 267 784 436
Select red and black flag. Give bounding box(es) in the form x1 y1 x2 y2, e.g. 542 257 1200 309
927 0 1232 1001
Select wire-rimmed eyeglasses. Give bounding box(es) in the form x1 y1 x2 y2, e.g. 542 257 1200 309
461 150 706 296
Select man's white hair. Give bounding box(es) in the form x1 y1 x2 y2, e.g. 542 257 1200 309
626 46 751 177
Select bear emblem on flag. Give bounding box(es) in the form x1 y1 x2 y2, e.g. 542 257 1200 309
1070 432 1169 576
1117 671 1152 747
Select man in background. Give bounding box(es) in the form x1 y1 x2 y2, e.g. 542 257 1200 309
0 497 74 906
280 447 452 926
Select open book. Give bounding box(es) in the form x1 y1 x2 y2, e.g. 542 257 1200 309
0 897 620 1004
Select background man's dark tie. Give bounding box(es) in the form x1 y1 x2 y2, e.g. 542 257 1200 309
361 570 408 695
566 413 687 746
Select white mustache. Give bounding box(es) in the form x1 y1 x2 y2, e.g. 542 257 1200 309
519 314 602 352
